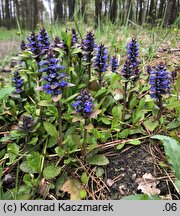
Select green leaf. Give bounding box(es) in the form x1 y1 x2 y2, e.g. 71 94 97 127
43 164 61 179
47 136 57 148
175 180 180 192
128 139 141 145
43 121 58 139
116 143 125 150
96 167 105 177
55 147 65 157
101 117 111 125
112 106 122 118
166 118 180 130
26 152 42 174
38 100 54 106
86 154 109 166
27 137 38 145
80 189 87 199
81 173 89 184
144 119 158 131
20 161 37 174
121 194 161 200
0 87 15 100
151 135 180 180
7 143 19 164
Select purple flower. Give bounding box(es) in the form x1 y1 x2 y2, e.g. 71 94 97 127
94 44 108 73
73 89 94 118
12 71 24 94
37 27 50 53
72 28 78 45
149 62 171 99
126 38 140 66
82 32 97 63
111 55 119 73
39 51 68 96
121 38 140 81
27 32 41 57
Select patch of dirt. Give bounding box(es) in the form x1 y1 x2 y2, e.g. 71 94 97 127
105 142 180 200
0 41 19 60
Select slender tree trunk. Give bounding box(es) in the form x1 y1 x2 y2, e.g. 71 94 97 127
95 0 102 28
110 0 117 23
5 0 11 29
54 0 63 22
166 0 176 26
68 0 75 20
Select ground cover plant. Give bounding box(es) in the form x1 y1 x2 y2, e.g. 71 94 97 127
0 25 180 200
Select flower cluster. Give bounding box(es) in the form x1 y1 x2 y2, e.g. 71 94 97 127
27 32 41 57
110 55 119 73
37 27 50 53
20 40 27 51
121 60 134 79
82 32 96 63
126 38 140 67
12 71 24 94
73 89 94 118
94 44 108 73
27 28 50 61
39 51 68 96
121 38 140 81
71 28 78 45
149 62 171 99
51 36 61 48
19 115 36 132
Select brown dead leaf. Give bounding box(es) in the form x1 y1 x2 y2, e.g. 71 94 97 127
61 178 81 200
38 178 50 198
136 173 160 195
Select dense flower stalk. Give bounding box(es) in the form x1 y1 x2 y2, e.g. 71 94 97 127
149 62 171 99
121 38 140 81
82 32 96 63
71 28 78 45
94 44 108 73
73 89 94 118
110 55 119 73
121 60 134 79
37 27 50 53
27 32 41 57
39 51 67 96
126 38 140 67
12 71 24 94
51 36 61 48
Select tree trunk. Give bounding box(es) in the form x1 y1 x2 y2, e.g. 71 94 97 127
68 0 75 20
54 0 63 22
5 0 11 29
110 0 117 23
95 0 102 28
165 0 176 26
148 0 157 25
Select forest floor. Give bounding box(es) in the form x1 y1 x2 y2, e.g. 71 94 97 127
104 142 179 200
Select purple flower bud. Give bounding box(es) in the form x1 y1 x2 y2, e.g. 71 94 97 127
111 55 119 73
12 71 24 94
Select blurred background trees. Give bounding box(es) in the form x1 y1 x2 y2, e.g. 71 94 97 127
0 0 179 30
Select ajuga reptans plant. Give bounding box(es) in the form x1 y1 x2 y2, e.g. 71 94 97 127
94 44 108 87
149 62 171 120
73 89 94 157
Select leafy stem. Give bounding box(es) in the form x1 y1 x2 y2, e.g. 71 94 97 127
82 118 88 158
57 100 63 146
157 97 163 121
121 81 128 122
